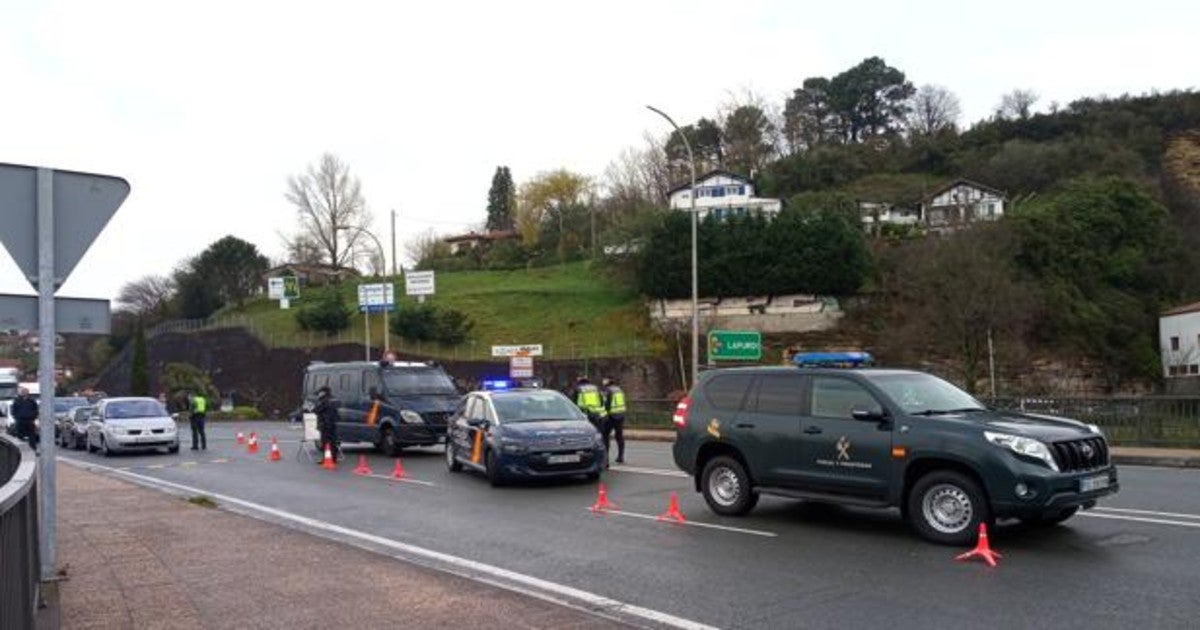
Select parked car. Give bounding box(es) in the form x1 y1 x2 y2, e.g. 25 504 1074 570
59 405 94 450
52 396 90 441
446 385 605 486
86 397 180 456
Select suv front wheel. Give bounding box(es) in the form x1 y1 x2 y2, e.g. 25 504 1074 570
700 456 758 516
907 470 992 546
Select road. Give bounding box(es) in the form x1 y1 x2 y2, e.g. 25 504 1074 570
59 421 1200 629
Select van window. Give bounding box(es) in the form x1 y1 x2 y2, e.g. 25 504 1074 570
703 374 754 411
336 371 361 401
363 370 382 397
751 374 804 415
382 368 456 395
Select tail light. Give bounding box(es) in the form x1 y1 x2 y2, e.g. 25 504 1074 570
672 396 692 428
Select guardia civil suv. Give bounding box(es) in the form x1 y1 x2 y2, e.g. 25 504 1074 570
671 352 1119 545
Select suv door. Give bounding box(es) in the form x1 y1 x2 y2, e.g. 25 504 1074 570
796 375 893 500
736 373 806 487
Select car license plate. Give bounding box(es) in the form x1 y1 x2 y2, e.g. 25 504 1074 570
1080 474 1109 492
547 454 581 464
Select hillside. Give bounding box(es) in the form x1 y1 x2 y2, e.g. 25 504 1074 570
214 261 660 359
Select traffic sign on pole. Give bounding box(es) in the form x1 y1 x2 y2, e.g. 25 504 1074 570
707 330 762 362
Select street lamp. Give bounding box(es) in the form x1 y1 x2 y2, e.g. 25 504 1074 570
647 105 698 390
337 225 391 359
336 224 388 277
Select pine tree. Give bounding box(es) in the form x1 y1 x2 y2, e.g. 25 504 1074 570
486 166 516 231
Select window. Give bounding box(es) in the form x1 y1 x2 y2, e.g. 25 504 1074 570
739 185 747 195
363 370 382 397
703 374 754 411
1171 336 1180 351
1191 365 1199 375
726 185 741 196
751 374 804 415
1169 366 1180 376
711 187 725 198
811 377 882 419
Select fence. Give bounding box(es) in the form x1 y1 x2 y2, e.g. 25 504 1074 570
0 435 40 630
989 396 1200 447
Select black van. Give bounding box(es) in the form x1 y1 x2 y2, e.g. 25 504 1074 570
302 360 461 455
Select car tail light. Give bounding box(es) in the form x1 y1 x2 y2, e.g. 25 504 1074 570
672 396 691 428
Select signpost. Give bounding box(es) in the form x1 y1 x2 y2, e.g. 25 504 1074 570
268 276 299 309
0 163 129 580
405 270 435 303
707 330 762 362
357 282 395 359
509 355 534 379
491 344 544 357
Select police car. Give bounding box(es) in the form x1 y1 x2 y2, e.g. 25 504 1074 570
672 352 1119 545
445 380 605 486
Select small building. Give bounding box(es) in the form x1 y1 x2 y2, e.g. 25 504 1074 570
858 201 921 233
443 229 519 255
667 170 782 220
920 179 1007 233
261 263 360 288
1160 301 1200 377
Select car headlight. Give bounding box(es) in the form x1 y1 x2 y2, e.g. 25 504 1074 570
400 410 425 424
500 437 527 454
593 433 605 447
1087 424 1102 435
107 427 125 436
984 431 1058 471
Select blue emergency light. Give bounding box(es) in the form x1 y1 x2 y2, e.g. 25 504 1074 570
482 379 513 391
792 351 873 367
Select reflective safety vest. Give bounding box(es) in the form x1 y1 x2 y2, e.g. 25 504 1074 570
192 395 208 414
576 384 606 417
607 387 626 415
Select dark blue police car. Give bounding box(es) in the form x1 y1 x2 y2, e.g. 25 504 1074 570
445 382 605 486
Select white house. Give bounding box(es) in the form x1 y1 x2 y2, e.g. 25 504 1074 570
858 202 921 233
920 179 1007 232
1160 301 1200 377
667 170 782 220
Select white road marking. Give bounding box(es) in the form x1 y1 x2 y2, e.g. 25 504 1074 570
589 508 777 538
1079 512 1200 529
608 465 689 478
60 459 717 630
1091 506 1200 521
364 473 436 487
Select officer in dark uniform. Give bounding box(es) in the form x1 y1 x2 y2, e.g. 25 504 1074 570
314 386 340 461
11 387 39 453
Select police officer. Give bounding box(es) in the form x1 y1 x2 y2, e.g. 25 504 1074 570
314 386 340 462
573 376 607 432
11 387 39 453
601 377 627 464
188 389 209 450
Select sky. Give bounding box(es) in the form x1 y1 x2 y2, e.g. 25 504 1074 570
1 0 1197 303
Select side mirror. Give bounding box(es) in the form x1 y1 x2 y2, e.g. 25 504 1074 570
851 406 886 422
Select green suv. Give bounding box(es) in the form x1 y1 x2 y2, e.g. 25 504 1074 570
671 353 1119 545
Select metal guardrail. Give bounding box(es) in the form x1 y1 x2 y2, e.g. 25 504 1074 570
989 396 1200 447
0 435 40 630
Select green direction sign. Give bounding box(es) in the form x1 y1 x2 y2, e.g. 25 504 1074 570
708 330 762 362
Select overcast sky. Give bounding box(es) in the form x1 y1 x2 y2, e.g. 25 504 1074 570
1 0 1196 303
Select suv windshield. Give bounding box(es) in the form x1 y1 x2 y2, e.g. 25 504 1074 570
865 373 986 415
382 368 457 396
491 391 586 424
106 400 168 419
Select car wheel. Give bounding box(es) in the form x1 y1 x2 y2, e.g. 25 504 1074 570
485 450 505 487
101 436 112 457
700 455 758 516
907 470 992 546
445 442 462 472
378 424 398 457
74 434 84 450
168 443 180 454
1022 506 1079 527
87 436 98 454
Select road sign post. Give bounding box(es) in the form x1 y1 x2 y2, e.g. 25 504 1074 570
358 283 396 358
707 330 762 363
405 270 435 304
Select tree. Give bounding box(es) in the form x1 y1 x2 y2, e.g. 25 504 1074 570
828 57 915 142
116 275 176 320
995 89 1039 120
130 322 149 396
664 118 724 178
722 104 777 175
406 228 452 267
160 362 218 402
188 236 270 309
783 77 839 151
907 84 962 136
281 232 326 267
485 166 517 231
516 169 593 258
172 261 223 319
284 152 372 272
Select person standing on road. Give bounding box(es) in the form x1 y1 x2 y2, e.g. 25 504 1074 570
188 389 209 451
601 377 627 465
314 386 340 462
11 387 39 453
573 376 607 432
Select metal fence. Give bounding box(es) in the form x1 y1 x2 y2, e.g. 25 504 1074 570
0 435 40 630
989 396 1200 447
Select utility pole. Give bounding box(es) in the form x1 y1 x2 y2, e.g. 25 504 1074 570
391 208 397 277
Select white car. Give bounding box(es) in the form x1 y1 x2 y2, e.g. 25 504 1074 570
86 397 180 456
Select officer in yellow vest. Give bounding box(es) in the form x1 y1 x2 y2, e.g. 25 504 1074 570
601 377 627 464
573 376 607 432
188 390 209 451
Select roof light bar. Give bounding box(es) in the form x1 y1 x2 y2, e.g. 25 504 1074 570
792 351 873 367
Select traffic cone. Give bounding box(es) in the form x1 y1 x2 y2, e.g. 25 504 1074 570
320 443 336 470
247 432 259 454
354 455 373 476
268 437 281 461
955 523 1002 567
589 483 617 513
656 492 686 523
236 432 245 445
391 458 407 480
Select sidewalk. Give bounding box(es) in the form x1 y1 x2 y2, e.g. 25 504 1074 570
625 429 1200 468
50 465 621 629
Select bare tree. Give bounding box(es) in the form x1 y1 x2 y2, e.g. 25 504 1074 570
284 152 372 271
907 84 962 135
405 228 451 267
279 232 326 266
995 89 1039 120
116 274 175 318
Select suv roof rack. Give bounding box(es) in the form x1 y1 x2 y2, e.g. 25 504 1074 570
793 351 873 368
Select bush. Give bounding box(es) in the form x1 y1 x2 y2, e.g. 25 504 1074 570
295 291 351 334
208 406 264 420
390 303 474 344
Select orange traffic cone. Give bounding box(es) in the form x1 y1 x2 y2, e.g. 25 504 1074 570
657 492 686 523
391 458 407 480
268 437 281 461
955 523 1002 567
236 432 245 445
247 432 259 454
589 483 617 513
354 455 373 476
320 443 336 470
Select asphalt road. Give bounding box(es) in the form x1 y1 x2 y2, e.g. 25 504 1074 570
57 421 1200 629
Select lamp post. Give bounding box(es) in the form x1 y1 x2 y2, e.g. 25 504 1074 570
647 105 698 390
337 225 392 358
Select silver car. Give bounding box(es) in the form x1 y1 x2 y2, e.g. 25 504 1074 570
59 405 94 450
86 397 180 456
